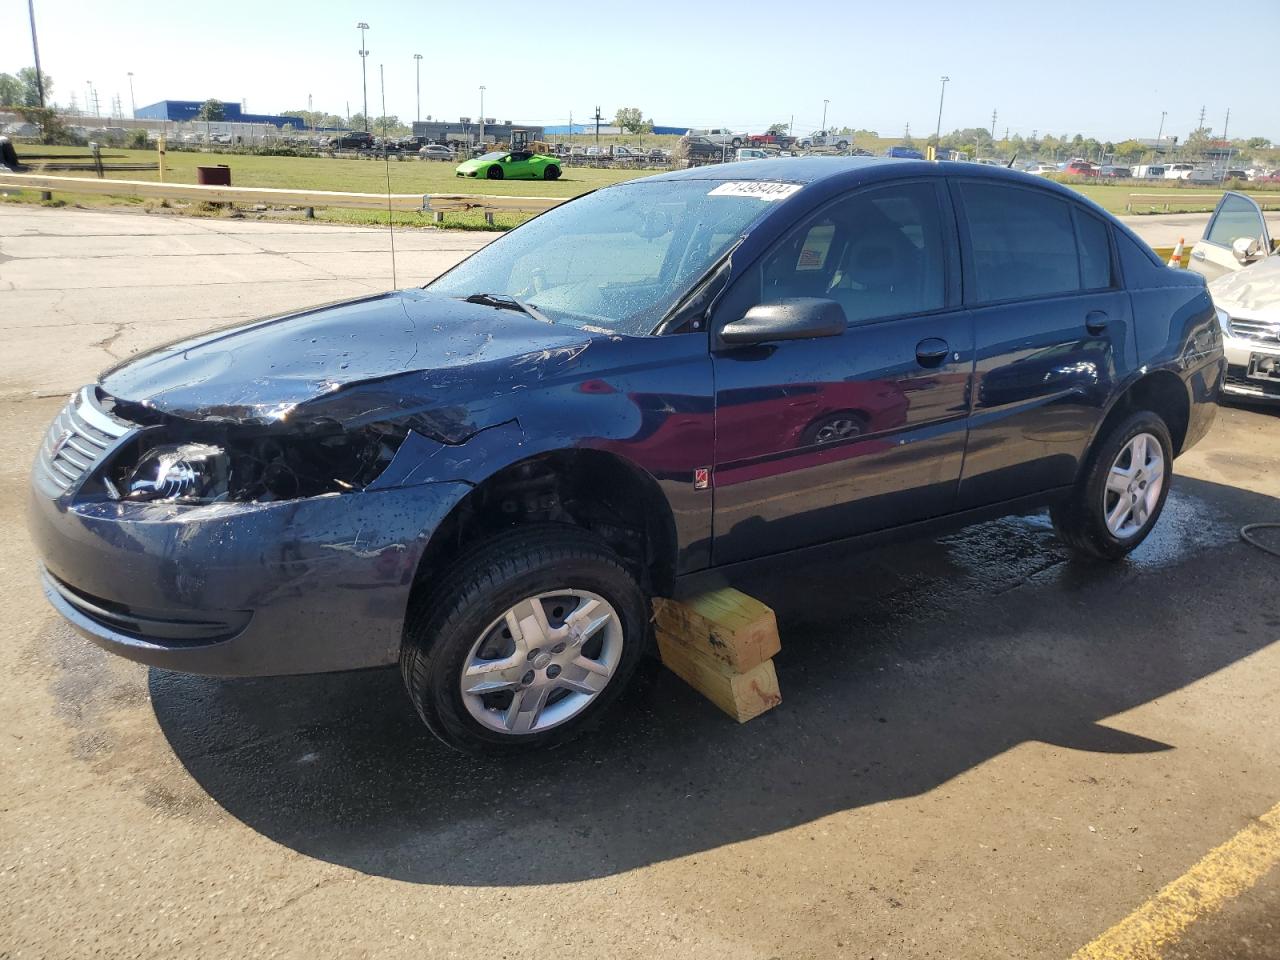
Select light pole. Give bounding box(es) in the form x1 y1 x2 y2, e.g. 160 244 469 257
126 71 136 117
1156 110 1166 146
479 85 486 146
821 99 829 133
413 53 423 123
934 76 949 145
356 22 369 132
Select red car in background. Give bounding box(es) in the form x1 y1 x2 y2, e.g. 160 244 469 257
1063 160 1098 177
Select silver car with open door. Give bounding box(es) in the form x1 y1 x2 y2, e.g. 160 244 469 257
1192 192 1280 402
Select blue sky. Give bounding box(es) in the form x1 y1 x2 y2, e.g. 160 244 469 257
5 0 1277 142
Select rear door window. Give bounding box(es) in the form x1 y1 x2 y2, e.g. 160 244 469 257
958 182 1080 302
1206 193 1267 249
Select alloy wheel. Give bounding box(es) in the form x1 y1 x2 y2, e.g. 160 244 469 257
460 590 623 735
1102 432 1165 538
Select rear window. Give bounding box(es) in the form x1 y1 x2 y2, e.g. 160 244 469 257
1074 209 1113 289
1207 194 1264 248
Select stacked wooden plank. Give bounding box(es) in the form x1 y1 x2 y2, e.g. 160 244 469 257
652 588 782 722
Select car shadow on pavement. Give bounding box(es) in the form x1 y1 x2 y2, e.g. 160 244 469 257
151 475 1280 885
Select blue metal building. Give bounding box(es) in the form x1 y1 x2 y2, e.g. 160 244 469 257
134 100 303 129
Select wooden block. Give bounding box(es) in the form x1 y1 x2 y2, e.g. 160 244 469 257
652 588 780 674
656 632 781 723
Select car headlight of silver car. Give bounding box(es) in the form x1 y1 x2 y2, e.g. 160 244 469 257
1215 307 1234 337
124 443 230 502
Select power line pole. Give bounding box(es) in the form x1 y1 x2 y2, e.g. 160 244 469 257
127 71 136 118
991 108 997 142
1197 104 1206 132
27 0 46 107
1222 107 1230 142
593 105 602 145
933 76 949 143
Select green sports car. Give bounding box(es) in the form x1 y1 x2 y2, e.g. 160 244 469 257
455 150 562 181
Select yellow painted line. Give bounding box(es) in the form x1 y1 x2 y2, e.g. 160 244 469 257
1072 802 1280 960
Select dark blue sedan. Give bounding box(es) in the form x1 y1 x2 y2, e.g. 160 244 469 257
29 158 1224 753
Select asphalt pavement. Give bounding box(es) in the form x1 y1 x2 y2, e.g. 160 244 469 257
1 206 1278 959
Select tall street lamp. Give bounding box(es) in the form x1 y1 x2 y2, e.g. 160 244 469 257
822 99 829 133
413 53 423 124
934 75 950 144
126 71 136 117
356 22 370 132
1156 110 1167 145
479 85 486 146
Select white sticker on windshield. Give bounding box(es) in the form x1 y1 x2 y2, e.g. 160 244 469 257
708 181 802 201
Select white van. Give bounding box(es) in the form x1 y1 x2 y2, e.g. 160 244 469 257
1164 163 1196 180
1132 164 1167 180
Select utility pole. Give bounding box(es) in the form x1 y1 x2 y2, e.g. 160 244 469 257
593 105 602 145
127 71 136 117
821 99 829 132
934 76 949 143
1197 104 1206 133
789 114 793 136
413 53 423 123
1156 110 1166 145
479 86 486 145
27 0 46 107
356 22 370 132
991 108 997 142
1222 107 1230 142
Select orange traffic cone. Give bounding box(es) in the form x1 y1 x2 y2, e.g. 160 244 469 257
1167 237 1184 268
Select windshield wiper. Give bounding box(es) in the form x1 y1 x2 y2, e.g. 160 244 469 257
462 292 554 325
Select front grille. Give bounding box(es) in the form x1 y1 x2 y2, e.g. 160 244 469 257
37 386 132 493
1229 317 1280 343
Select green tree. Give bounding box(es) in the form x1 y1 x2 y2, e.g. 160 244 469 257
1245 136 1271 150
0 72 22 106
767 121 789 136
1114 139 1146 162
197 98 225 122
17 67 52 106
613 107 649 136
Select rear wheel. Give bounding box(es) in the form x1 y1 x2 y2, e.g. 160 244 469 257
486 165 504 180
543 164 561 180
400 524 649 754
1051 410 1173 560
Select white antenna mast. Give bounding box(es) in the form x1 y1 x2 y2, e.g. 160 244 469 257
380 63 398 289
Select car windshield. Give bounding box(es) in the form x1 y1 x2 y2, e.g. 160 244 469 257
428 179 783 334
476 152 507 162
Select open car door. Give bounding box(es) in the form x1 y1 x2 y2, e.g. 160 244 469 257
1189 191 1273 281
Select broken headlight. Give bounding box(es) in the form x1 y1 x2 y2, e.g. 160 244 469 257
124 443 230 502
109 429 400 504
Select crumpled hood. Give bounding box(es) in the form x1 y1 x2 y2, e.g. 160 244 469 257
1209 255 1280 322
99 289 599 428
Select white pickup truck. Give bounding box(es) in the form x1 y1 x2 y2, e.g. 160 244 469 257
689 128 747 148
797 130 850 150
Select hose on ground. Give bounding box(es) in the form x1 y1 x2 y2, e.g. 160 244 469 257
1240 523 1280 558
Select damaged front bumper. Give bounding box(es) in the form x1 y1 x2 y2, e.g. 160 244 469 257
29 473 471 677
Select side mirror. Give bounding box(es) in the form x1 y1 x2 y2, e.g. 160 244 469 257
720 298 847 346
1232 236 1263 264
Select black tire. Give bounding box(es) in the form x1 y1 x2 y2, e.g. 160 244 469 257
486 165 504 180
400 524 649 755
731 138 743 149
1050 409 1173 561
543 164 561 181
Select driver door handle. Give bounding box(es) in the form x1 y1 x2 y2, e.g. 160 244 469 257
915 337 949 367
1191 249 1207 261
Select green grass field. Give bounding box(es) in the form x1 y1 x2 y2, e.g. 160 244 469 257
3 145 1275 227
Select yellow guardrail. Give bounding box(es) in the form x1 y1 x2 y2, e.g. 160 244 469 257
0 172 565 216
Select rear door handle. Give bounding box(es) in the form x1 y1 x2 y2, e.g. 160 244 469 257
1086 310 1110 334
1190 249 1207 261
915 337 949 367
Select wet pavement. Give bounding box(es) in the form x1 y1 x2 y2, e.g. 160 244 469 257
2 207 1279 959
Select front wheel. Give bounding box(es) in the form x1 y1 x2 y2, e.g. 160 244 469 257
400 524 649 754
543 164 561 180
486 165 504 180
1051 410 1173 560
